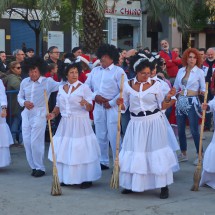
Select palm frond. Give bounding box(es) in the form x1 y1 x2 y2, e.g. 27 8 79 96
0 0 13 15
142 0 195 31
37 0 61 30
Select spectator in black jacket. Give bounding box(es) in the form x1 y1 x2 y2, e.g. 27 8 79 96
0 51 8 73
46 46 64 80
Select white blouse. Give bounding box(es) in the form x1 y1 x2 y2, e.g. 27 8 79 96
0 79 7 107
123 78 164 115
56 81 92 117
174 66 205 95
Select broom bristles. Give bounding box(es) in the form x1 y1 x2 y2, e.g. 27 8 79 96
191 164 202 191
191 82 208 192
110 162 119 189
44 90 62 196
51 165 62 196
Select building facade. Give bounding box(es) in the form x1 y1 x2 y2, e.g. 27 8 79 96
0 0 215 55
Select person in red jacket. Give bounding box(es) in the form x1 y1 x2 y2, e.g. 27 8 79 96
159 40 182 86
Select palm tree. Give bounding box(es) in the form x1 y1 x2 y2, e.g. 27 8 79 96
60 0 106 54
0 0 61 55
82 0 106 54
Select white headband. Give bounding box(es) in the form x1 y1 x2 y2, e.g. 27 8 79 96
133 58 148 71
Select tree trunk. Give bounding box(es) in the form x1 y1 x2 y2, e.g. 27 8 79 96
82 0 105 54
35 29 40 55
140 0 149 49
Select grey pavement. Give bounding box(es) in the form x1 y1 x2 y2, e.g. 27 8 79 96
0 129 215 215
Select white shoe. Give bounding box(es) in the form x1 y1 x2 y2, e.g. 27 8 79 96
193 155 203 166
14 140 19 144
177 153 188 162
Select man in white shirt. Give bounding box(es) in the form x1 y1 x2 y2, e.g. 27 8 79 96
18 56 60 177
86 44 127 170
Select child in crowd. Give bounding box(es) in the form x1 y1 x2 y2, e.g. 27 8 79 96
45 63 59 82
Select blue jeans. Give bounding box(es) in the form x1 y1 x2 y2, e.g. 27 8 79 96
176 97 200 153
11 113 23 143
165 106 172 120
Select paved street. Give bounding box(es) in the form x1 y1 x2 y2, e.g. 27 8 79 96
0 129 215 215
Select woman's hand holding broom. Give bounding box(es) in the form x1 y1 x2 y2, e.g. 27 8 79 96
201 103 208 111
46 107 60 120
116 98 125 110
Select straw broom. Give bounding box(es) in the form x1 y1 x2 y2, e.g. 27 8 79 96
110 74 124 189
191 82 208 191
44 90 62 196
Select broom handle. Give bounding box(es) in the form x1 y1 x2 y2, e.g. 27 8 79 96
115 74 125 162
198 82 208 161
44 90 57 165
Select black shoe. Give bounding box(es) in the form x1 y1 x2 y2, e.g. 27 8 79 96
121 189 133 194
160 186 169 199
100 164 109 170
80 181 92 189
204 127 210 132
34 170 45 177
31 169 36 176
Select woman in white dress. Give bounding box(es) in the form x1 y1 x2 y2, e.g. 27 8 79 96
0 79 13 167
117 58 177 199
150 57 180 172
48 63 101 189
200 99 215 189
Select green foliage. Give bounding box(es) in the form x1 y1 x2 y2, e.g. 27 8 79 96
59 0 82 32
141 0 195 32
0 0 61 32
190 1 210 31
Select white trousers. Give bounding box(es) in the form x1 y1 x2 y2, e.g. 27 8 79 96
93 103 120 166
21 108 46 171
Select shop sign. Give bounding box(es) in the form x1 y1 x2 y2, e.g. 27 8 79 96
48 31 64 52
105 0 141 16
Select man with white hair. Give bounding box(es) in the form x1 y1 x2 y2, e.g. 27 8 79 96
13 49 25 63
159 39 181 85
203 48 215 131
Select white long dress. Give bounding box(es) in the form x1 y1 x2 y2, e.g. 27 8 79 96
200 98 215 189
152 76 180 172
0 80 13 167
119 79 177 192
48 81 101 184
